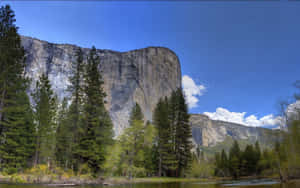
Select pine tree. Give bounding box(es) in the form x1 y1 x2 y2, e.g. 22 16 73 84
32 74 57 166
129 103 144 124
174 88 192 177
167 91 179 176
55 98 71 169
77 47 113 175
67 48 85 172
0 5 36 173
220 149 228 176
154 98 175 176
153 88 192 177
0 87 36 173
0 5 23 125
229 140 241 178
254 141 261 174
242 144 256 176
214 152 221 176
215 150 230 177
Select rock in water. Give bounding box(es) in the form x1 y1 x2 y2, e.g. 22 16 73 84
21 36 181 137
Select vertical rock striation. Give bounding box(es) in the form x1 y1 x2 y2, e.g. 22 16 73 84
21 36 182 136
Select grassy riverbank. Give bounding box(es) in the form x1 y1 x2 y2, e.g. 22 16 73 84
0 165 281 186
0 171 229 185
0 173 212 185
0 173 280 186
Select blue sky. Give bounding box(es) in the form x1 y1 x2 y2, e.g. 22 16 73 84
4 0 300 128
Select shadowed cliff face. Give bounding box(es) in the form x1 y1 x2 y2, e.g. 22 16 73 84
190 114 280 147
21 36 181 137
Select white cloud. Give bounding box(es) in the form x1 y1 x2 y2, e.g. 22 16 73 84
182 75 206 109
204 107 282 128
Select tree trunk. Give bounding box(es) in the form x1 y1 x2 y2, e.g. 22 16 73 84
0 88 6 126
158 155 162 177
34 136 40 166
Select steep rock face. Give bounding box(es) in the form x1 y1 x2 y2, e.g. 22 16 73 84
21 36 181 136
190 114 279 147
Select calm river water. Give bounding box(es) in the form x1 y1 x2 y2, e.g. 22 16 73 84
0 179 298 188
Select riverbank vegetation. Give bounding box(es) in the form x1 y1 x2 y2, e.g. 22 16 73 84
213 141 279 178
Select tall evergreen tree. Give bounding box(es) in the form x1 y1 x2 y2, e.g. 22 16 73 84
254 141 262 174
129 103 144 124
67 48 85 171
242 144 256 176
174 88 192 176
154 98 176 176
167 91 179 176
32 74 57 166
0 5 36 173
154 89 193 177
0 5 23 124
0 86 36 173
220 149 228 176
77 47 113 175
55 98 71 169
229 140 241 178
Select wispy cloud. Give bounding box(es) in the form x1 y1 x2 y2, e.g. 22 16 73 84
182 75 206 109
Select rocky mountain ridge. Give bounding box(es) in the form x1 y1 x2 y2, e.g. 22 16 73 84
190 114 280 148
21 36 181 136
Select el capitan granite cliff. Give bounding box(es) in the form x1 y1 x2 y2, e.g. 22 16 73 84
21 36 181 137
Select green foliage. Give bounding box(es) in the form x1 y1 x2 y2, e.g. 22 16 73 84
103 104 158 178
276 120 300 180
32 74 58 166
0 4 36 173
144 122 158 175
258 148 278 176
174 89 193 176
214 140 278 178
129 103 144 124
154 97 177 176
189 158 214 178
228 140 241 178
55 50 85 172
0 89 36 173
214 149 229 177
154 89 192 177
66 48 85 172
117 104 157 178
103 141 122 176
76 47 113 175
55 98 72 169
119 119 146 177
